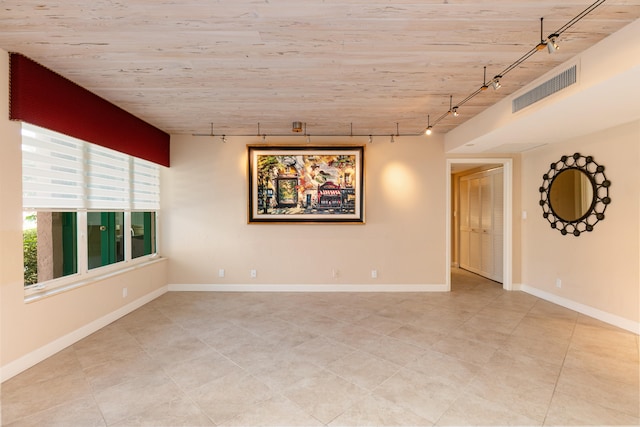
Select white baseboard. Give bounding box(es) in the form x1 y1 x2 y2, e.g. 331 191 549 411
1 286 168 383
519 284 639 335
168 283 448 292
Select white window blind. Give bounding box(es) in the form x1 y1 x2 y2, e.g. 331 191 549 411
22 125 85 209
132 158 161 210
22 123 160 211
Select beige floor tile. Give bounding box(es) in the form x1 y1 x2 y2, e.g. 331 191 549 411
448 323 512 348
82 351 163 391
187 369 274 424
483 349 562 386
290 335 356 368
373 368 462 423
72 326 143 370
436 391 541 426
329 393 433 427
500 331 571 367
289 314 352 337
2 370 93 425
283 369 369 424
354 313 404 335
405 349 480 387
388 323 445 349
1 347 81 389
162 348 246 391
563 345 639 387
465 369 556 423
431 335 498 366
251 355 325 391
220 395 324 426
570 322 639 361
359 334 427 366
3 396 105 427
93 371 184 425
110 395 214 426
326 350 401 391
324 323 384 349
140 333 213 367
555 365 640 418
544 391 640 426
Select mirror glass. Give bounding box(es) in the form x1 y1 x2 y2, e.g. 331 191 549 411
549 169 594 222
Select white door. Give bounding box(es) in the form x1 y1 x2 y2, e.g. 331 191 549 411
459 168 503 282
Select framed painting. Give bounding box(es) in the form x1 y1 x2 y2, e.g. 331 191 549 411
248 145 365 223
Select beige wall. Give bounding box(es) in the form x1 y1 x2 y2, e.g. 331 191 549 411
163 134 447 287
0 50 168 377
521 120 640 324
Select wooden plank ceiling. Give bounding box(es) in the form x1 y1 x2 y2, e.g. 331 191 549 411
0 1 638 138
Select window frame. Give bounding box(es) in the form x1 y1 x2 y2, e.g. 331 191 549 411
22 123 162 298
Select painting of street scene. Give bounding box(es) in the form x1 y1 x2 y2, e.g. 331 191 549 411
248 146 364 223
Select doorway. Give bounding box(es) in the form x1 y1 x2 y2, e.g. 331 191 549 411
445 158 513 291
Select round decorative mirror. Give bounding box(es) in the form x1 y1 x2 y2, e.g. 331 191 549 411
539 153 611 236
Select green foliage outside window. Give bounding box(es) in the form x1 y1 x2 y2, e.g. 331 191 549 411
23 228 38 285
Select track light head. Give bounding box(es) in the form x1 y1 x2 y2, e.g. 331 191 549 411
452 106 459 117
390 134 395 143
368 135 373 144
292 121 304 133
492 75 502 90
221 135 227 143
425 115 432 135
547 34 560 53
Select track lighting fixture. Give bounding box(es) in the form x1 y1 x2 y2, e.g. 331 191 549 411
368 135 373 144
492 75 502 90
292 121 303 133
221 135 227 143
547 33 560 53
425 115 432 136
390 134 395 143
262 134 266 142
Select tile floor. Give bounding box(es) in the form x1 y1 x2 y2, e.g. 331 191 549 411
2 269 639 426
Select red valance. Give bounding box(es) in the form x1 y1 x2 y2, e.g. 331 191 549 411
9 53 170 167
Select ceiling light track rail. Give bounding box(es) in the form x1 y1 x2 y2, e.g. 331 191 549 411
426 0 606 133
193 122 422 143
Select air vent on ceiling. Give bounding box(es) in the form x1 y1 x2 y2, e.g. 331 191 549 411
512 65 577 113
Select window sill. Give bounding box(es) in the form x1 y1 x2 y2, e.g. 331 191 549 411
24 256 167 304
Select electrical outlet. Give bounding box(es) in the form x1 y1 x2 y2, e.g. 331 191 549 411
332 269 339 279
556 278 562 288
122 287 128 298
250 269 257 278
218 268 225 278
371 269 378 279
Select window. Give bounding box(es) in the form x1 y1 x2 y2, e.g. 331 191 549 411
87 212 125 269
132 212 157 259
22 124 160 290
23 211 77 285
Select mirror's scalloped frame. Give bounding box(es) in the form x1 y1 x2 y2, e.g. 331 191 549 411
539 153 611 236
